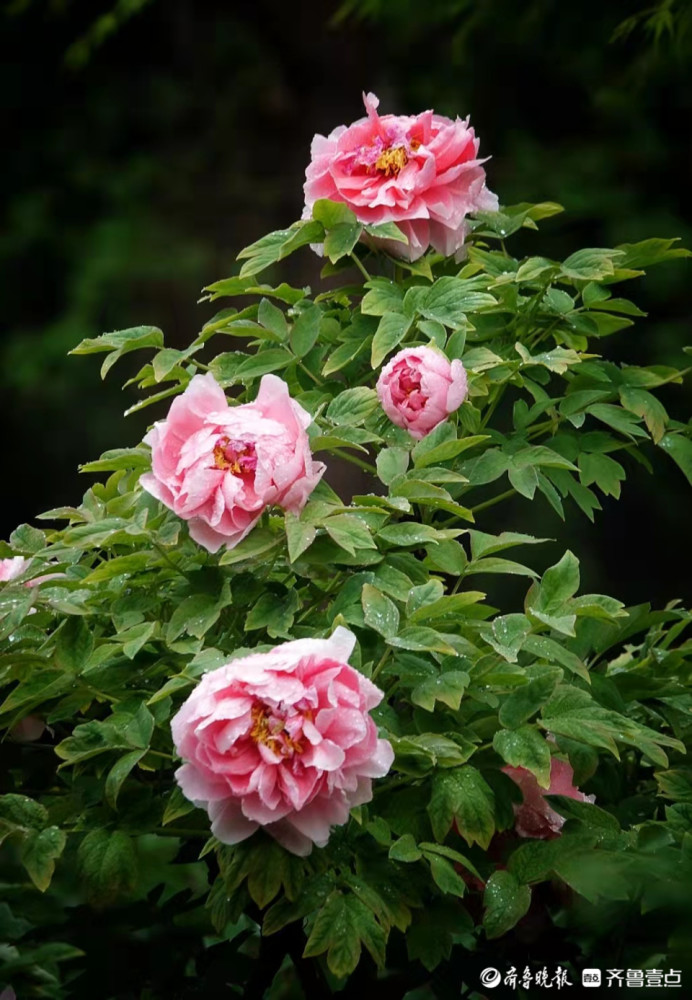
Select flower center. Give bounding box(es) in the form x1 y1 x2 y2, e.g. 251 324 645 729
213 437 257 475
398 364 422 395
375 145 408 177
250 703 305 758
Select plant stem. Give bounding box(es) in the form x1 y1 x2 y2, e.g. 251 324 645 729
480 384 507 430
298 360 324 386
151 540 190 579
350 252 372 282
371 647 392 682
331 448 377 475
469 488 516 515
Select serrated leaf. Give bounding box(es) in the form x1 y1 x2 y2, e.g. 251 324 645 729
428 766 495 848
483 870 531 938
499 668 562 729
285 512 317 562
361 278 405 316
493 727 552 788
166 594 220 643
411 671 469 711
77 829 138 906
21 826 66 892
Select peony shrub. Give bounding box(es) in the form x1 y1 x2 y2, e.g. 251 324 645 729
1 93 692 999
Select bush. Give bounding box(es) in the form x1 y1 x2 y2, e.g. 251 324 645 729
1 98 691 999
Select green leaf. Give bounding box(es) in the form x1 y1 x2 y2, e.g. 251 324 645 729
361 278 405 316
483 613 532 662
483 870 531 938
235 348 293 380
560 248 624 281
498 668 562 729
311 199 358 228
378 523 455 547
245 589 300 638
21 826 66 892
429 855 467 897
546 795 620 833
285 512 317 562
290 303 321 357
389 834 422 862
371 312 412 367
257 298 288 340
303 891 363 977
77 829 138 905
166 594 220 643
406 580 445 615
325 514 377 554
421 277 496 328
388 627 458 656
468 530 548 560
587 403 648 438
408 592 485 624
364 221 409 244
70 326 164 379
376 447 409 485
247 840 288 909
522 634 590 682
326 387 379 425
324 223 363 262
578 452 626 498
218 528 281 565
411 671 469 712
54 616 94 673
413 433 489 468
535 551 580 612
237 225 322 276
55 703 154 764
80 446 151 473
616 237 691 269
459 449 509 486
428 766 495 848
659 433 692 486
493 727 552 788
362 584 400 638
465 557 538 580
619 387 667 443
105 749 147 810
0 794 48 831
508 463 538 498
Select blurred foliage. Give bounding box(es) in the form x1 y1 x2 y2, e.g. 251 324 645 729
1 0 690 597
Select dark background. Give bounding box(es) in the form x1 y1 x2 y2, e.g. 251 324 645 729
2 0 691 606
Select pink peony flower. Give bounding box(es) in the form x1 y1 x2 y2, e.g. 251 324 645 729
0 557 30 582
503 758 595 839
10 715 48 742
0 557 64 588
376 345 467 440
303 91 497 261
171 627 394 856
140 372 325 553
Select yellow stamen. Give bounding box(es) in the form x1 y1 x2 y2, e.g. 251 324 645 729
375 146 408 177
